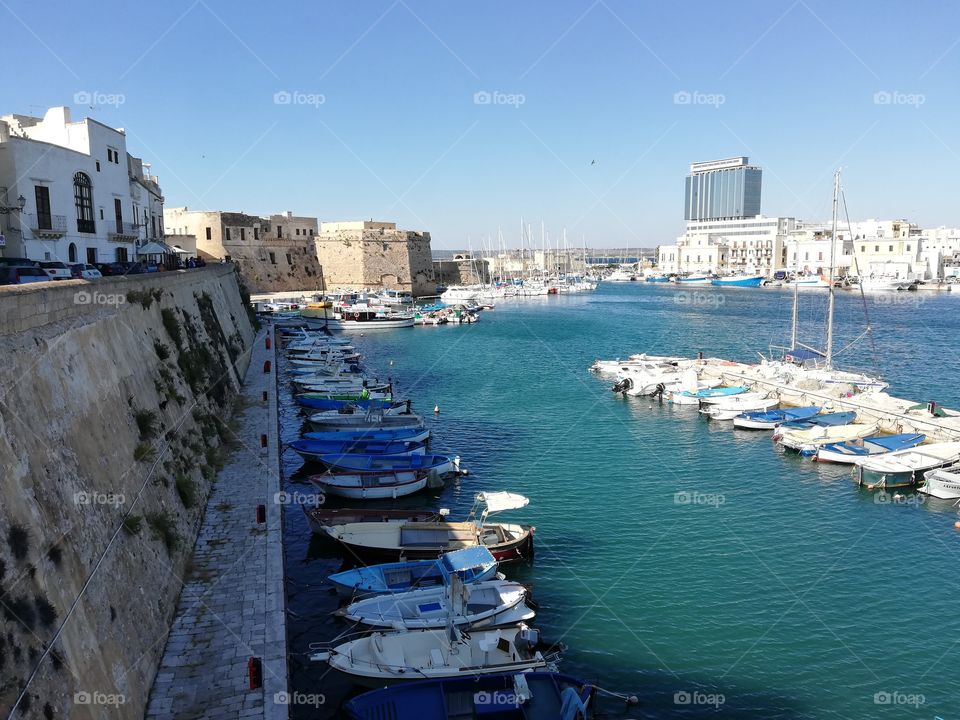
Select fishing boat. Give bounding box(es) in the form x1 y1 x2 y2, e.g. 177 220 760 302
327 546 500 597
732 406 821 430
308 413 425 432
304 400 410 417
673 273 712 285
344 672 595 720
339 577 535 630
318 452 459 476
310 469 430 500
307 304 416 330
605 268 635 282
646 274 672 283
291 439 426 462
296 396 404 411
792 275 831 288
700 396 779 420
856 274 915 292
711 274 764 287
312 623 551 685
303 426 431 444
668 386 748 405
774 410 856 432
320 491 535 563
815 433 926 464
854 442 960 489
918 464 960 499
775 422 880 456
377 289 414 305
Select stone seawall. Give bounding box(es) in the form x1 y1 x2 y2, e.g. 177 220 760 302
0 265 255 718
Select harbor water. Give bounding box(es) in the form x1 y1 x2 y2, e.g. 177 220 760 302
281 282 960 719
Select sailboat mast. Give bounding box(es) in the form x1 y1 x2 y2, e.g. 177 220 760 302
790 277 798 349
825 169 840 368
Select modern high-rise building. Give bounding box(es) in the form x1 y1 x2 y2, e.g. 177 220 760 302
684 156 762 221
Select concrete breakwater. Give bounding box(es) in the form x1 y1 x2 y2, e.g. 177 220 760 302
0 266 254 718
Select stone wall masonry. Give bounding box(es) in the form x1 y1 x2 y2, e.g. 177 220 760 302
0 264 255 718
315 229 436 296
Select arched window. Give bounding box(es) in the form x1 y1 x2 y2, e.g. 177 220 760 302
74 172 94 233
68 242 77 263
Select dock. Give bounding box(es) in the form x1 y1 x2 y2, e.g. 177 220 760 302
145 329 288 720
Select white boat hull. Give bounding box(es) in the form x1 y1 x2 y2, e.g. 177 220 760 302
919 468 960 499
314 474 429 500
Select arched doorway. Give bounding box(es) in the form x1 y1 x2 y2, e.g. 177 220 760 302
68 243 77 263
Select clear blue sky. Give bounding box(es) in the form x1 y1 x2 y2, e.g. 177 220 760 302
5 0 960 248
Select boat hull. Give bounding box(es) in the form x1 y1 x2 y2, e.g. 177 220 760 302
711 275 764 287
329 528 535 564
311 471 430 500
919 470 960 499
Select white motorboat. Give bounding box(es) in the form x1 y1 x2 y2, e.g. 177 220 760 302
919 464 960 499
310 469 429 500
775 422 879 456
440 287 481 302
340 578 535 630
605 269 635 282
312 623 551 686
700 396 779 420
855 442 960 489
856 275 915 292
309 413 425 432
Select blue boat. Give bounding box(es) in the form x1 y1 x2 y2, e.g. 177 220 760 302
345 672 595 720
776 410 856 431
290 439 425 463
672 386 748 405
732 406 821 430
296 397 409 412
303 426 431 444
711 274 764 287
320 452 458 475
816 433 926 464
328 546 498 597
646 274 671 282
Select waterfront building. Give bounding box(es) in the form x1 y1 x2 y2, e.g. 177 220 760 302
164 207 323 292
919 226 960 280
0 106 164 264
659 215 796 275
433 253 490 286
315 220 434 296
845 219 924 281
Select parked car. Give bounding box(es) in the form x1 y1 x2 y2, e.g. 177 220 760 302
95 262 127 276
0 265 50 285
69 263 103 279
0 257 38 269
38 261 72 280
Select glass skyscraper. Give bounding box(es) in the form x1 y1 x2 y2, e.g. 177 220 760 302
684 157 762 221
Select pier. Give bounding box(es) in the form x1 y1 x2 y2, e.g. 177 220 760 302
145 329 288 720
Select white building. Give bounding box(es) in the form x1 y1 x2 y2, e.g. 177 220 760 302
845 219 923 281
0 106 163 264
919 226 960 280
658 215 797 276
784 223 852 276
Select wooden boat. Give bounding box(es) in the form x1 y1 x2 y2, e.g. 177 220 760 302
291 439 426 462
327 546 500 597
918 464 960 499
303 427 431 444
296 397 405 412
307 401 410 417
855 442 960 489
318 453 459 476
775 422 879 456
815 433 926 464
309 413 425 432
312 623 551 685
296 391 392 403
732 406 821 430
340 577 535 630
309 469 430 500
344 672 595 720
319 492 535 563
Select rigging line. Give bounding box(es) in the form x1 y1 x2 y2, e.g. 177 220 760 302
841 187 882 377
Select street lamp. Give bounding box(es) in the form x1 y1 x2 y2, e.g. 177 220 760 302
0 195 26 214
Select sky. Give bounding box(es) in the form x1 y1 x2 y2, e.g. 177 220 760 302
4 0 960 248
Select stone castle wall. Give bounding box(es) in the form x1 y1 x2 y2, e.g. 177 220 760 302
315 229 435 296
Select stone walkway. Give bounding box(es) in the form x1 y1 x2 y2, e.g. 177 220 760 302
145 328 287 720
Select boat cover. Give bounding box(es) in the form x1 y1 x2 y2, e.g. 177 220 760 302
439 546 496 574
477 492 529 513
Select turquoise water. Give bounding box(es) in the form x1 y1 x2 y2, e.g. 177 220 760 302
282 283 960 718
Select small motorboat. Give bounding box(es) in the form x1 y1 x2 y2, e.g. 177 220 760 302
815 433 926 464
309 413 425 432
918 464 960 499
296 397 409 413
732 406 821 430
776 422 880 456
339 577 535 630
711 274 764 287
344 672 595 720
700 395 779 420
310 469 431 500
320 491 535 563
305 400 410 416
313 623 551 685
303 426 431 444
327 546 500 597
318 452 460 476
296 390 392 403
669 386 748 406
855 442 960 489
774 410 856 431
290 439 426 462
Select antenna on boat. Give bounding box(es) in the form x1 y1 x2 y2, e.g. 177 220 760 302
825 169 841 369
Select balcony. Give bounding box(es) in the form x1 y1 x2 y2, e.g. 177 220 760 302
109 221 140 242
25 213 68 238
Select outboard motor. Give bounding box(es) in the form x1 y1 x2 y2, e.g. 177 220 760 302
611 378 631 394
654 383 666 401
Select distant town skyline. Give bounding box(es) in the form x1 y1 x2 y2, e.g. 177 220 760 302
4 1 960 248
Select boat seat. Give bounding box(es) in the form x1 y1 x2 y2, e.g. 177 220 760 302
465 603 496 614
429 648 444 667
